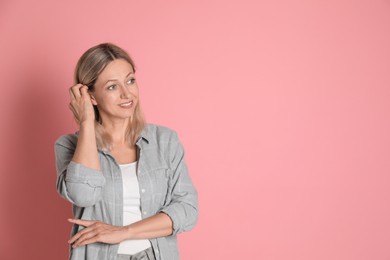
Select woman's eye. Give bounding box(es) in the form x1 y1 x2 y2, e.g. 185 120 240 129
107 84 117 90
127 78 136 85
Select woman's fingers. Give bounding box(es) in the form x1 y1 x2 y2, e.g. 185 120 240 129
70 228 99 247
67 219 126 247
80 85 94 104
68 218 95 227
69 84 84 99
67 84 95 124
69 86 76 100
68 227 90 244
80 85 89 96
74 236 100 247
67 219 99 244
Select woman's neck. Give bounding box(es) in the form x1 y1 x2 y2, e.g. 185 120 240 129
101 118 132 146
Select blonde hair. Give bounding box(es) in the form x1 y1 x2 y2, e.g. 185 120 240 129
74 43 146 151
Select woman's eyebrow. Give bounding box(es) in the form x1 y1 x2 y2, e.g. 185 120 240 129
125 71 135 78
104 71 134 84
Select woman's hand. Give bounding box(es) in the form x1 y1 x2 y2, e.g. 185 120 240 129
68 219 128 248
68 84 95 125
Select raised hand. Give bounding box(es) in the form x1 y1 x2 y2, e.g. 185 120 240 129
68 84 95 125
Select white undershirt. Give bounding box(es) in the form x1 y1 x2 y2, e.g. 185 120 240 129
117 161 151 255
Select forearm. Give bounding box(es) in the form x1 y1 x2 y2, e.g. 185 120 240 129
125 213 173 240
72 121 100 171
68 213 172 248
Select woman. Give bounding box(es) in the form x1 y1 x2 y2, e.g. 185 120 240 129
54 43 198 260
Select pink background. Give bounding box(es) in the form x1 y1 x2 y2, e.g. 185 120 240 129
1 0 390 259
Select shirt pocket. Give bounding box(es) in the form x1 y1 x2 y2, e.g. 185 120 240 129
149 166 171 206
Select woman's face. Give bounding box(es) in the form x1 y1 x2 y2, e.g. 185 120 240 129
89 59 139 123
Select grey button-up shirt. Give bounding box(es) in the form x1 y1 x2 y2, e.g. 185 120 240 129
54 124 199 260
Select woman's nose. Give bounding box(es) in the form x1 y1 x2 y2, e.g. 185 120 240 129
120 85 131 98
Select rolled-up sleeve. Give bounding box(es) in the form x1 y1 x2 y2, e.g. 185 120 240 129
54 135 105 207
160 132 199 235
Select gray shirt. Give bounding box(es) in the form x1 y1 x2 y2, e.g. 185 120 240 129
54 124 199 260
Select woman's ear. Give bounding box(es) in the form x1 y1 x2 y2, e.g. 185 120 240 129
89 93 98 105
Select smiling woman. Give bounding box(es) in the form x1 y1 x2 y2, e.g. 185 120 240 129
90 59 138 121
73 44 144 151
54 43 198 260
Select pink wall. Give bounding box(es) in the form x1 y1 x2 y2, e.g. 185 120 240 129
1 0 389 259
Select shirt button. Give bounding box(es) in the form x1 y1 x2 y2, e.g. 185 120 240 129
143 211 147 215
141 189 146 193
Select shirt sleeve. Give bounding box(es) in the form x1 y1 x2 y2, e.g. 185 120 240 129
54 135 106 207
159 132 199 235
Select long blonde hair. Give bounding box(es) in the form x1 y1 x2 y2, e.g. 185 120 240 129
74 43 146 151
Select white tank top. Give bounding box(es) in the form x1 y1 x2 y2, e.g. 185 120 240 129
117 161 151 255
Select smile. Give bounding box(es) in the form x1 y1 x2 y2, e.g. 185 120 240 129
119 101 133 108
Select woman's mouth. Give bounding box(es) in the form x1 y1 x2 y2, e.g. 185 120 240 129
119 101 133 108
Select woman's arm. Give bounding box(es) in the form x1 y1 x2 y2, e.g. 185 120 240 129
69 84 100 170
54 84 104 207
159 131 199 235
67 213 173 248
66 129 198 247
125 212 173 239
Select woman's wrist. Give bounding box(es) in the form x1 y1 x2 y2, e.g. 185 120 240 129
80 119 95 128
124 225 135 240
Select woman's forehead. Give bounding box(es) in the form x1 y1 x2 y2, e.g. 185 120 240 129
97 59 134 83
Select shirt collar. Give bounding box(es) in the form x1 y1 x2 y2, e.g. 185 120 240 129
74 125 150 154
136 125 150 145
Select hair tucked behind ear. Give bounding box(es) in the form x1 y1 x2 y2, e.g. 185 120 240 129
74 43 146 151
